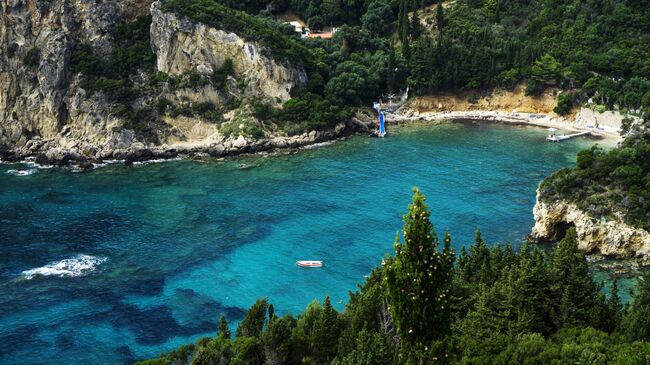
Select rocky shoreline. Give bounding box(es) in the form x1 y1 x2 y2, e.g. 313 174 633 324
530 190 650 261
0 117 374 169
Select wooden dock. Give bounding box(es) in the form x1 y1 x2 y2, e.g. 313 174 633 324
547 131 591 142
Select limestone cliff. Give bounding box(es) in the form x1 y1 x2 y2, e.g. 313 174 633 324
0 0 139 151
531 190 650 260
0 0 334 166
150 1 306 104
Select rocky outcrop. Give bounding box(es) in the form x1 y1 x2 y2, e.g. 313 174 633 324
0 0 351 167
150 1 306 104
531 191 650 259
0 0 155 152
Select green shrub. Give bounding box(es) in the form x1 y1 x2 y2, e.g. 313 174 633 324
525 78 545 96
554 92 579 115
274 93 352 135
595 104 608 113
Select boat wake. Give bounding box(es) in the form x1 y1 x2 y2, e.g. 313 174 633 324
21 254 108 280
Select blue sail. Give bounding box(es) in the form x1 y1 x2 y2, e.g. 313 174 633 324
379 112 386 136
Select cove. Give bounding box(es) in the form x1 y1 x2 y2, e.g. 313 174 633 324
0 122 597 364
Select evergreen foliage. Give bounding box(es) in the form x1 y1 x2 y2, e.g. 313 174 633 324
540 131 650 230
139 190 650 364
235 299 268 338
383 188 454 349
217 315 231 340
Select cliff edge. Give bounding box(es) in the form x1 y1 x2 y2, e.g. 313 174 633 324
531 190 650 260
0 0 356 166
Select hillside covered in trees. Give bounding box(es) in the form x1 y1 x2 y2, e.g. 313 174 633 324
138 190 650 364
540 131 650 230
159 0 650 121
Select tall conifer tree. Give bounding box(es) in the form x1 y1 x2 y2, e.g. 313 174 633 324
384 188 455 349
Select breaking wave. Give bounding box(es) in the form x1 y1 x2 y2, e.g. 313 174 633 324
21 254 107 280
6 169 37 176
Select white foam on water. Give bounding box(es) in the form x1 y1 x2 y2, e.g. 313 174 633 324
21 254 108 280
26 161 53 169
301 141 334 150
6 169 37 176
132 157 182 166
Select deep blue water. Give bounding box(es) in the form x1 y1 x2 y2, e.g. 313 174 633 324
0 123 598 364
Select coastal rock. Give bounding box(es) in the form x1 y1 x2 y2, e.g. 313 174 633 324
531 190 650 259
0 0 360 165
150 1 307 105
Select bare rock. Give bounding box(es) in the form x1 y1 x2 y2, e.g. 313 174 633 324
531 190 650 259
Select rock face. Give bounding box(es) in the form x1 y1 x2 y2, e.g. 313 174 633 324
0 0 318 165
531 191 650 259
150 1 306 104
0 0 157 148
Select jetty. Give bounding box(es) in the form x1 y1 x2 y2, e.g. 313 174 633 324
546 131 591 142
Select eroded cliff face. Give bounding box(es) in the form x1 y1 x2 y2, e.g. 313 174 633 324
150 1 306 104
531 191 650 259
0 0 317 165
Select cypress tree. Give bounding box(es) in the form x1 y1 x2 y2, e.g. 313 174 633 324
436 3 445 40
384 188 455 350
236 299 268 338
606 275 622 333
311 296 341 362
218 314 231 340
387 45 396 93
408 37 432 94
398 0 411 59
411 5 421 40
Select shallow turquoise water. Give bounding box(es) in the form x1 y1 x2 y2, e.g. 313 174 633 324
0 123 598 364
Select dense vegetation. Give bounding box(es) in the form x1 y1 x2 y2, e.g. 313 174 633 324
159 0 650 125
403 0 650 113
138 190 650 364
160 0 310 64
540 131 650 230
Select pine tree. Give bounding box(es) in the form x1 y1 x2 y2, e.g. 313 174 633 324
218 314 231 340
621 269 650 341
262 315 294 365
551 228 601 329
310 296 341 362
407 37 433 94
236 299 268 338
384 188 455 350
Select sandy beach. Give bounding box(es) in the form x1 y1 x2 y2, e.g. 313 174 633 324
387 109 623 145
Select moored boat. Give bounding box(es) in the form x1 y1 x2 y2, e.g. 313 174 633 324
296 260 323 268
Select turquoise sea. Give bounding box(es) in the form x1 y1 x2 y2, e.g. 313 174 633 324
0 123 599 364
